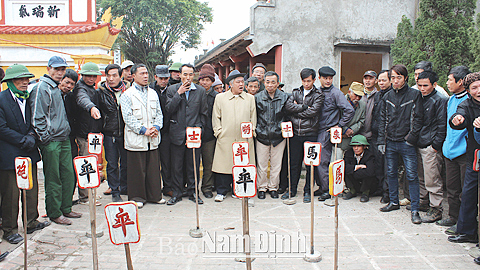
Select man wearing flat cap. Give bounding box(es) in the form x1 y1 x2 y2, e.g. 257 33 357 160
30 56 82 225
212 70 256 202
339 82 366 153
0 64 51 244
316 66 354 204
150 65 173 198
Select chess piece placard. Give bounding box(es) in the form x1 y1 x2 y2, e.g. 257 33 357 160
186 127 202 149
240 122 253 139
232 165 257 198
303 142 321 166
232 142 250 166
74 155 101 189
88 133 104 155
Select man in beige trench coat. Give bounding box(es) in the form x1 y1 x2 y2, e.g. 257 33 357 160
212 70 257 202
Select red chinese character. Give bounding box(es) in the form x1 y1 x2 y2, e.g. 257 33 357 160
242 124 251 136
335 166 342 184
235 145 248 162
188 131 200 141
283 125 292 132
16 161 28 180
333 129 341 140
112 207 135 237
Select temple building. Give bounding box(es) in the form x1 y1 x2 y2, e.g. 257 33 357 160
0 0 121 80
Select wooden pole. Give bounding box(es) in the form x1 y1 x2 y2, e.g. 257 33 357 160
124 243 134 270
22 189 27 270
88 188 99 270
287 138 291 199
334 195 339 270
310 162 314 255
242 197 252 270
193 148 200 229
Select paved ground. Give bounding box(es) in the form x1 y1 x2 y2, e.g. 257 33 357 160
0 169 478 270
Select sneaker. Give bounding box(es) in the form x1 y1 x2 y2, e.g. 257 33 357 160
136 202 144 209
421 208 442 223
157 198 166 204
231 194 239 199
399 198 410 206
436 217 457 227
215 194 226 202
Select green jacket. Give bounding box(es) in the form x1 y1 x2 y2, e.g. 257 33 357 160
340 96 366 151
29 75 71 144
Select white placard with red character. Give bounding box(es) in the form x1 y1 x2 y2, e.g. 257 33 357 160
186 127 202 149
303 142 322 166
330 127 342 144
232 165 257 198
74 155 101 189
281 121 293 138
232 142 250 166
241 122 253 139
329 159 345 196
88 133 104 155
15 157 33 190
105 202 140 245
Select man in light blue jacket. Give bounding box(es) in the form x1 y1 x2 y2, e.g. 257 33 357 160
438 66 470 229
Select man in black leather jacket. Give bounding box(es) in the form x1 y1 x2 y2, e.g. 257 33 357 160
255 71 289 200
378 64 423 225
98 64 130 202
282 68 325 203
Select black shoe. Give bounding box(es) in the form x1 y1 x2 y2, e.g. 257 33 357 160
380 202 400 212
318 192 331 201
445 224 457 235
411 211 422 224
380 194 390 204
27 221 51 234
448 234 478 243
72 199 80 206
475 257 480 265
303 193 311 203
3 233 23 244
277 187 286 194
189 194 204 204
167 196 182 205
0 251 9 262
281 190 296 200
343 192 356 200
203 191 213 199
258 191 266 199
112 194 123 202
436 217 457 227
360 194 369 203
313 189 323 196
270 190 279 199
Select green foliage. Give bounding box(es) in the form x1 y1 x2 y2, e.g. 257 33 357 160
391 0 476 88
99 0 212 75
470 14 480 71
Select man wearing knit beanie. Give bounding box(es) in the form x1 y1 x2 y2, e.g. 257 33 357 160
198 64 218 198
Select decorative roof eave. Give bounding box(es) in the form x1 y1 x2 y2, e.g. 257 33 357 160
0 23 121 50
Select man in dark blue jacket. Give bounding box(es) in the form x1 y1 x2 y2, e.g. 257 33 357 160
316 66 354 203
0 64 50 244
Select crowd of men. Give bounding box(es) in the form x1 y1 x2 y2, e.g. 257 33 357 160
0 56 480 264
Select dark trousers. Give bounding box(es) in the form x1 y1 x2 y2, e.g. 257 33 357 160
171 144 201 197
386 140 420 211
201 139 216 193
279 143 289 191
456 166 478 235
445 154 467 220
216 173 233 196
345 173 374 195
104 135 127 195
126 149 162 203
159 133 172 194
289 135 319 194
0 167 40 237
369 137 386 193
317 130 332 192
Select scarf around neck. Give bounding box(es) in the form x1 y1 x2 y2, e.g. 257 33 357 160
7 81 29 100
